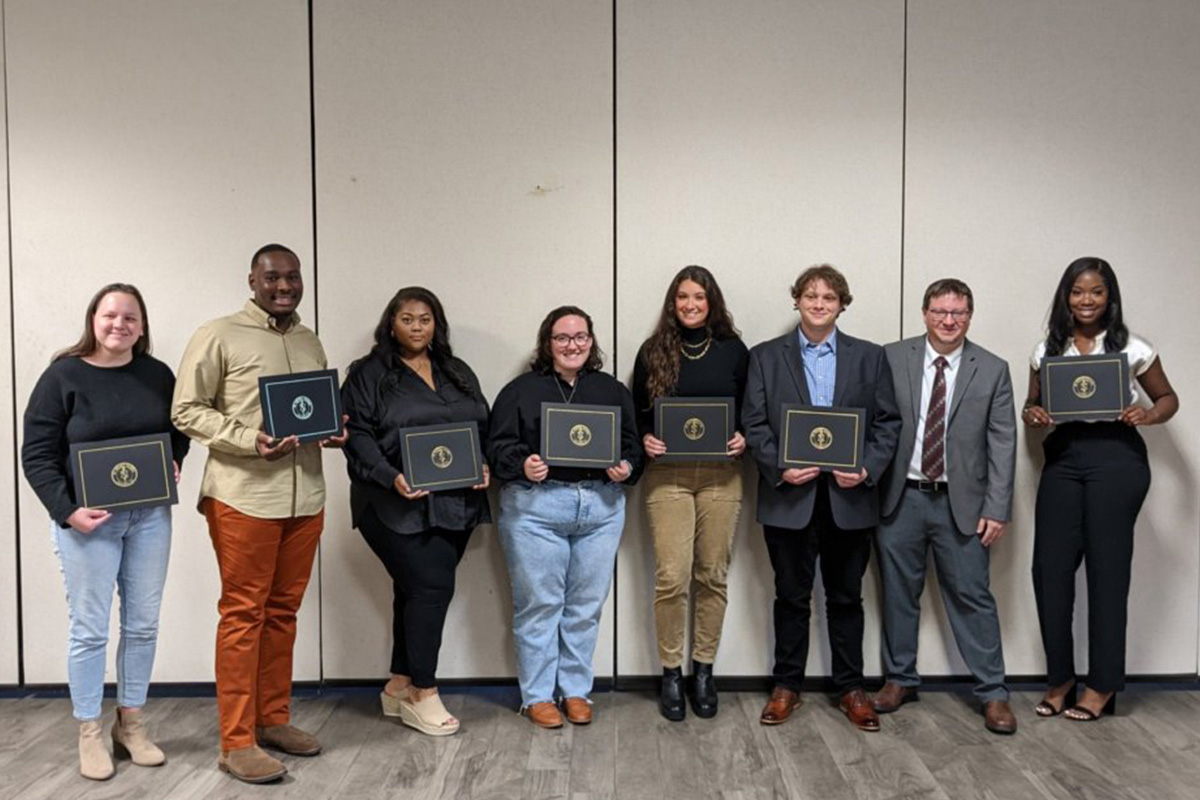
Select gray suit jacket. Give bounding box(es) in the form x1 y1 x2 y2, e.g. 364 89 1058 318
879 336 1016 535
743 328 901 531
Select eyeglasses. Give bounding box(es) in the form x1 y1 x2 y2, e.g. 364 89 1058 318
926 309 971 321
551 333 593 347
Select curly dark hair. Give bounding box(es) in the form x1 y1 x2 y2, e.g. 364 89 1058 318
641 265 739 403
1045 257 1128 357
530 305 605 374
355 286 476 397
54 283 152 363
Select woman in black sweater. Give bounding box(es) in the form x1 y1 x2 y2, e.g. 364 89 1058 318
21 283 189 780
631 266 748 721
340 286 490 737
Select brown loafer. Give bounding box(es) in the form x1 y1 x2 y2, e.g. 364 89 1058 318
561 697 593 725
872 682 919 714
218 746 287 784
256 723 322 756
759 686 801 725
839 689 880 732
524 702 564 729
983 700 1017 735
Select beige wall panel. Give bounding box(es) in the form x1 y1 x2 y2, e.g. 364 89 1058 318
8 0 315 683
615 0 904 677
0 13 18 685
314 0 614 680
906 0 1200 677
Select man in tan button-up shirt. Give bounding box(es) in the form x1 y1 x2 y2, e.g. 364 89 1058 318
172 243 345 784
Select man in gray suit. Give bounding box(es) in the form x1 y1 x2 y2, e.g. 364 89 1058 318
874 278 1017 734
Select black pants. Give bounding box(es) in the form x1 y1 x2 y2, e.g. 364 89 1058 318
763 479 874 693
359 508 471 688
1032 422 1150 693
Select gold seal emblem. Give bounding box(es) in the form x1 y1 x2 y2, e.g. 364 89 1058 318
111 462 139 488
809 426 834 451
1072 375 1096 399
431 445 454 470
683 417 706 441
569 424 592 447
291 395 314 420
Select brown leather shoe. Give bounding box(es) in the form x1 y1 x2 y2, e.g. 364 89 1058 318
872 682 919 714
218 746 287 784
983 700 1018 735
524 702 564 729
759 686 801 725
256 724 322 756
839 689 880 732
561 697 593 725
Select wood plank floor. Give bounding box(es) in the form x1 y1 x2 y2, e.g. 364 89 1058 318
3 687 1200 799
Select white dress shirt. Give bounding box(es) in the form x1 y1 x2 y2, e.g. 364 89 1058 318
906 339 964 482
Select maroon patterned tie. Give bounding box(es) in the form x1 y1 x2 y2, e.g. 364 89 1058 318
921 356 949 481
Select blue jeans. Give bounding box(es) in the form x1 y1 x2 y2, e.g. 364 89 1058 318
51 506 172 721
498 480 625 707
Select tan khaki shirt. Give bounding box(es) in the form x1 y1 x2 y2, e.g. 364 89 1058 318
172 299 329 518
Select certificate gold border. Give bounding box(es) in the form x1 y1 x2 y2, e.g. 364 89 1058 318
1043 356 1127 418
75 440 172 509
781 409 862 469
656 399 733 457
401 426 482 489
544 408 619 465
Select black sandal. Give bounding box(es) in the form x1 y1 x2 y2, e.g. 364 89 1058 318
1034 683 1077 717
1064 693 1116 721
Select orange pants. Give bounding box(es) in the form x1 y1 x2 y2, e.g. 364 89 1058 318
203 498 323 750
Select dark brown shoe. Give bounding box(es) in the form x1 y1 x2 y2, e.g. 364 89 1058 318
983 700 1018 734
561 697 593 725
839 689 880 732
872 682 919 714
524 702 564 729
759 686 801 725
218 746 287 784
256 724 321 756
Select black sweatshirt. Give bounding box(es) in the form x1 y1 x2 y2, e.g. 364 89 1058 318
21 355 190 526
487 368 644 485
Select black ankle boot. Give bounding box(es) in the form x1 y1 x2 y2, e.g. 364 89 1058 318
660 667 686 721
688 660 718 718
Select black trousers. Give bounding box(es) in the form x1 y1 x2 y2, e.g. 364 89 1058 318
763 478 874 693
1032 422 1150 693
359 508 471 688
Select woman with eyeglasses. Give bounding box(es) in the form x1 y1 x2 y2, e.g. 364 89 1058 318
631 266 748 721
487 306 642 728
340 287 490 737
1023 257 1178 721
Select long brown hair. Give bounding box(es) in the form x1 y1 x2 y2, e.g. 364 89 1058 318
54 283 152 363
643 265 739 403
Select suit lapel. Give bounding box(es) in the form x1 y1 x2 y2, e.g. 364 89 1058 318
832 331 851 407
906 338 924 420
948 340 977 425
781 334 811 404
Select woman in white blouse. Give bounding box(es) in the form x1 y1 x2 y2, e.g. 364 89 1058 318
1023 257 1178 721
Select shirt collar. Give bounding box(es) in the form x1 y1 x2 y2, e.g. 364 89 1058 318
1066 330 1107 355
798 325 838 353
243 298 302 331
924 337 963 369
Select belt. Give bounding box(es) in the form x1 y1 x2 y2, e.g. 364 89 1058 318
906 478 948 493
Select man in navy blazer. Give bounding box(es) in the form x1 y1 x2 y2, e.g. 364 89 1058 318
873 278 1017 734
743 264 900 731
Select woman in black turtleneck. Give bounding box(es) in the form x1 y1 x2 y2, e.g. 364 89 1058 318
631 266 749 722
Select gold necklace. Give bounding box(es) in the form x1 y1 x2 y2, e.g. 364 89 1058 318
681 336 712 360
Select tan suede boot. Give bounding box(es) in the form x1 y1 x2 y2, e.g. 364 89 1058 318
218 746 288 784
112 707 165 766
79 719 115 781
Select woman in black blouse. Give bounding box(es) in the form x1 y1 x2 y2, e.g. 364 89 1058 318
632 266 748 721
487 306 643 728
341 287 490 737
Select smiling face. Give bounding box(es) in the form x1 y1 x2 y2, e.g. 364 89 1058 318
674 279 710 330
923 291 972 353
249 250 303 319
796 278 842 341
550 314 593 377
91 291 144 359
1069 270 1108 329
392 300 435 357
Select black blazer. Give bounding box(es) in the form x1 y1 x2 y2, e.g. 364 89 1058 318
742 327 901 530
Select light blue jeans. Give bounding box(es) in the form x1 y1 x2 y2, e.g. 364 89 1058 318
498 480 625 707
51 506 172 721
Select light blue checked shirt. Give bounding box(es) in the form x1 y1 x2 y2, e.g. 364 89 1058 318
798 326 837 407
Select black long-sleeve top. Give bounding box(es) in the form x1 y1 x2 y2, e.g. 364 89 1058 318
21 354 191 526
631 327 750 439
487 368 644 485
340 351 491 534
